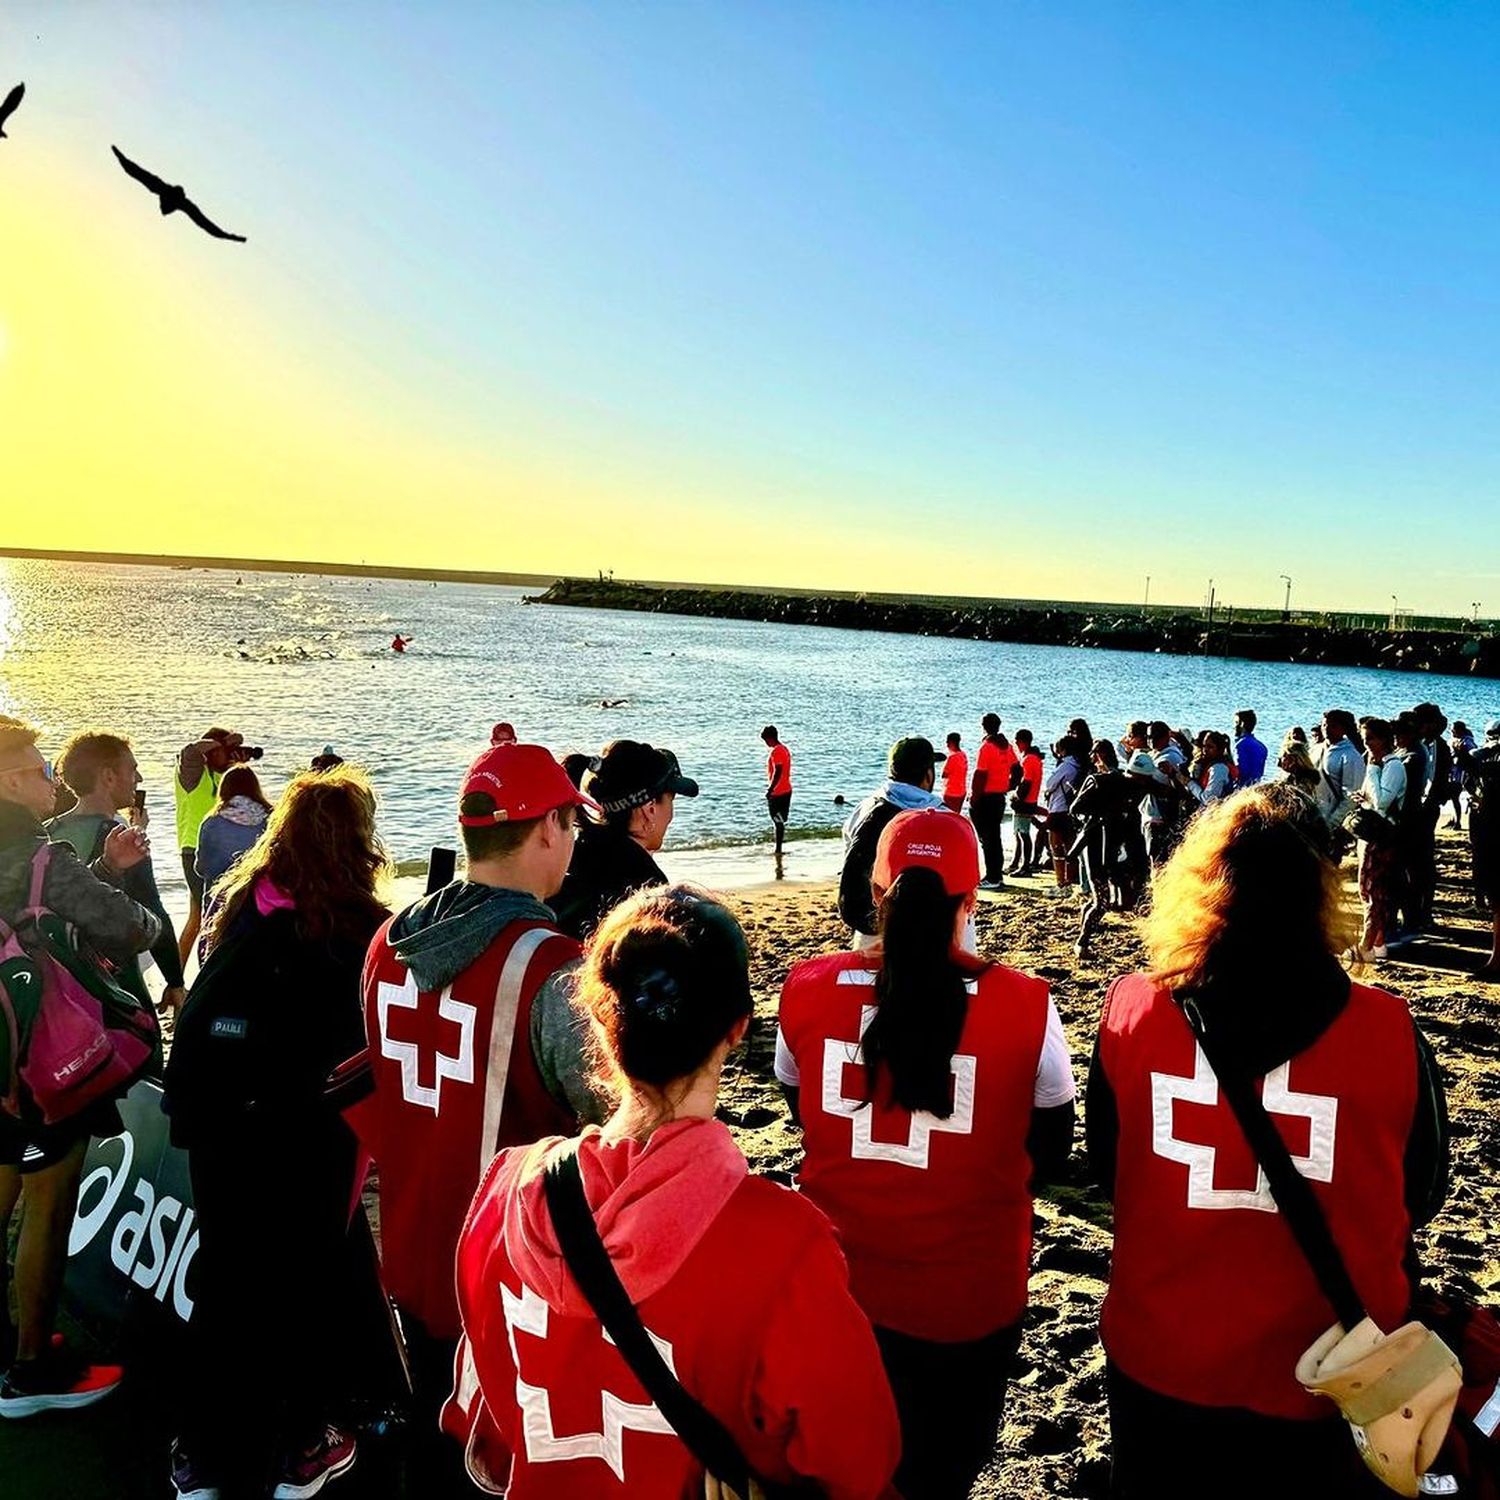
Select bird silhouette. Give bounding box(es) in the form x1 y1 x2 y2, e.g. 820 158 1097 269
111 145 247 241
0 82 24 138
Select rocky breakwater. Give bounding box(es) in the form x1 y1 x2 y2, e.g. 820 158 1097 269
532 578 1500 679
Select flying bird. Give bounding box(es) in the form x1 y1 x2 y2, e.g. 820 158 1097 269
0 82 24 138
110 145 247 241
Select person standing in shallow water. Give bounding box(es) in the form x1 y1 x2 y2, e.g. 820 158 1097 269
761 725 793 858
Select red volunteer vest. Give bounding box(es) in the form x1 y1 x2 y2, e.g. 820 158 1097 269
1098 973 1418 1418
778 951 1050 1341
445 1145 896 1498
352 915 580 1339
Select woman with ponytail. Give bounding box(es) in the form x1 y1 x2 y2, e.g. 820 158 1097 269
443 885 899 1499
776 810 1076 1498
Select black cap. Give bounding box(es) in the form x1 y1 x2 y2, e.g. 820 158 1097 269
888 736 945 784
586 740 700 815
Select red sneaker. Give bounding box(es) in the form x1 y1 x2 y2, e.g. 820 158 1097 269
272 1425 357 1499
0 1348 122 1418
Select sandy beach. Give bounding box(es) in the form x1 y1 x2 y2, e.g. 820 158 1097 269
715 831 1500 1500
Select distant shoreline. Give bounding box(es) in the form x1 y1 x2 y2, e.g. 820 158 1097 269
0 546 561 590
532 577 1500 680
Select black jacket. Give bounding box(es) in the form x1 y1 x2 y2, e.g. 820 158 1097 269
837 794 906 937
163 902 379 1149
0 801 159 967
552 821 667 942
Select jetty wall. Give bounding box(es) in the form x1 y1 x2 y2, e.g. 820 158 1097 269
530 578 1500 680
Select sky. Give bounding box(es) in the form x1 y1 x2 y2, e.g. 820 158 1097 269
2 3 1499 615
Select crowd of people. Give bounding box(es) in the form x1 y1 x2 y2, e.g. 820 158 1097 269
0 693 1496 1500
837 704 1499 978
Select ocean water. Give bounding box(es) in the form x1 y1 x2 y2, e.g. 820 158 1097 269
1 557 1494 899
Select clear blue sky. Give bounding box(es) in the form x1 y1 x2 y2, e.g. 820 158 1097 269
4 2 1499 615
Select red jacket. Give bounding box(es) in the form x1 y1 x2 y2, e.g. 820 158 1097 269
443 1120 900 1498
349 914 580 1339
778 950 1050 1341
1097 973 1418 1417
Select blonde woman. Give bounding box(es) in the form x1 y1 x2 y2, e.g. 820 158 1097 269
1087 783 1447 1499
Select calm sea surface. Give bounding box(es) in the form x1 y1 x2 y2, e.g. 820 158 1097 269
2 558 1494 898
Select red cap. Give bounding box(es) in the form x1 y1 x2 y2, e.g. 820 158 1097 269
872 809 980 897
459 743 597 826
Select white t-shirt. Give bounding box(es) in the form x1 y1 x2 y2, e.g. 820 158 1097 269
775 991 1075 1109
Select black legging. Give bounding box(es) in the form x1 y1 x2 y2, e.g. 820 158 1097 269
1106 1361 1389 1499
875 1318 1023 1500
182 1119 364 1493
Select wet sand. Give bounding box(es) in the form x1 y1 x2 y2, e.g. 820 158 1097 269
715 831 1500 1499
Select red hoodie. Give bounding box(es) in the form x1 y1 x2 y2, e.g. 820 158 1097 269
443 1118 900 1498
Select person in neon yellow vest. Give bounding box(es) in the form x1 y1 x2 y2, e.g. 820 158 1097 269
175 728 256 966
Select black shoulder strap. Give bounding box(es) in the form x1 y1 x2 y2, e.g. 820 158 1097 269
1181 994 1367 1333
542 1146 756 1493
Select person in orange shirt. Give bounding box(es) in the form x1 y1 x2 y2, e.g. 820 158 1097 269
941 733 969 812
1008 730 1047 876
762 726 793 856
972 715 1017 890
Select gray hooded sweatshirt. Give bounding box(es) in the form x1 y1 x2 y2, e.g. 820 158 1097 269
387 881 606 1126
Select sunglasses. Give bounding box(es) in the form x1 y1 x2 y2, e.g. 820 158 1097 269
0 759 54 781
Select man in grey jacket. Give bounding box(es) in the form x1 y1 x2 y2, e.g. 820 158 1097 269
0 715 160 1418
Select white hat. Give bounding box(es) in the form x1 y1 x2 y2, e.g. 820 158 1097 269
1486 719 1500 742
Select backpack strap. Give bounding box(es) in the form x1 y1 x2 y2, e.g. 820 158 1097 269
24 842 53 921
1180 992 1367 1332
542 1145 759 1494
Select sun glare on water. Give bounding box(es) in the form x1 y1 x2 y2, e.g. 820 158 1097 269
0 570 16 716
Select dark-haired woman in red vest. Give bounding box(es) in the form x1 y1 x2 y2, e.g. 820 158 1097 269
1088 782 1449 1498
777 809 1076 1499
444 885 899 1499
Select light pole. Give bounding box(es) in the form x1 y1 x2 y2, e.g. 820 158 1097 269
1280 574 1292 622
1473 601 1482 624
1390 595 1399 630
1143 575 1151 615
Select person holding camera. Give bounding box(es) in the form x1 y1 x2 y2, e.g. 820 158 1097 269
173 728 261 968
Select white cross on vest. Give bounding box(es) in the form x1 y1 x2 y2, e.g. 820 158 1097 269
1150 1041 1338 1212
501 1281 677 1480
375 971 477 1113
821 980 976 1169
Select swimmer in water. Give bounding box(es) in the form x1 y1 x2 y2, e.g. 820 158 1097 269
391 634 412 653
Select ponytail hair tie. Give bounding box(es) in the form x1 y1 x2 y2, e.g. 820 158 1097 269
630 967 682 1024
